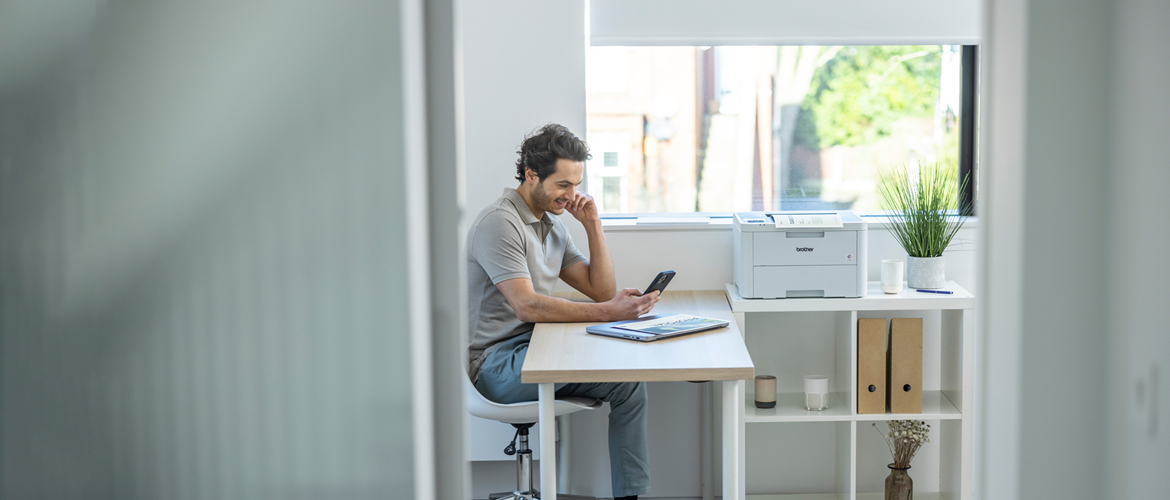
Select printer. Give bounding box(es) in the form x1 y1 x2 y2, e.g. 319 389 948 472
733 211 867 298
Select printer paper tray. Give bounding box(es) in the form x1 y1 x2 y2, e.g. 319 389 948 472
751 265 859 299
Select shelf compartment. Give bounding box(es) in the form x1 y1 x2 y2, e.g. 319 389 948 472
741 310 856 424
856 417 957 499
746 421 853 499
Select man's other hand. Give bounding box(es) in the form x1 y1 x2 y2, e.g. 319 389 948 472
605 288 661 320
565 192 599 224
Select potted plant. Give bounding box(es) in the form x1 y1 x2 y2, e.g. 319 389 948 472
872 420 931 500
877 162 969 289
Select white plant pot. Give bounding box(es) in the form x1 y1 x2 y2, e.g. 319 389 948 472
907 255 945 289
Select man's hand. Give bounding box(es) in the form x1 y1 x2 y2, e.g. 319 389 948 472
604 288 661 320
565 192 599 224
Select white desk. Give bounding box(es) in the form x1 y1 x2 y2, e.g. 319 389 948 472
522 291 755 500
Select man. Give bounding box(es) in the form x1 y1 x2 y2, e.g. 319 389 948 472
467 124 659 500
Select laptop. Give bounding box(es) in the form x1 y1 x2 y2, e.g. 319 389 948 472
586 314 729 342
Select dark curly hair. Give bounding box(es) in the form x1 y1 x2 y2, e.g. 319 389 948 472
514 124 591 183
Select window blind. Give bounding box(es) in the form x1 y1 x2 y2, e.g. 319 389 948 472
589 0 981 46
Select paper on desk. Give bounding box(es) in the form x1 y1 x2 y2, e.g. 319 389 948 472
772 213 843 228
614 314 727 335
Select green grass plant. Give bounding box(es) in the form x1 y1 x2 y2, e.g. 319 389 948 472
878 162 968 258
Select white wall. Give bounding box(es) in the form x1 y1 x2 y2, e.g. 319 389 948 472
463 0 587 220
462 2 981 498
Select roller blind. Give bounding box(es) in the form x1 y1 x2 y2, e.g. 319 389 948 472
589 0 982 46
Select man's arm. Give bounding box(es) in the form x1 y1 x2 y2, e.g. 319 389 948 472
559 192 617 302
496 277 658 323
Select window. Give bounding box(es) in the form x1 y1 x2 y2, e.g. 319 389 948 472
585 45 978 215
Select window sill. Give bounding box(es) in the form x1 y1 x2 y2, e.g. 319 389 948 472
854 211 979 230
598 211 978 231
600 215 733 231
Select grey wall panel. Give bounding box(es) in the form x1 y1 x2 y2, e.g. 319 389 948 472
0 1 423 498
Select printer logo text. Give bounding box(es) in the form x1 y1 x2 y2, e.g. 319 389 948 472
796 247 814 252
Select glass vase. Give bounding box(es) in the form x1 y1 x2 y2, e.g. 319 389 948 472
885 464 913 500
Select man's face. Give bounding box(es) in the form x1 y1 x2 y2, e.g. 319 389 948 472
529 158 584 215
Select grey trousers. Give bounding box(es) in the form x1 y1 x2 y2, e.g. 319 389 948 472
475 332 651 498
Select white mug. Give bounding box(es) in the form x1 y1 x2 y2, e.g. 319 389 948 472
803 375 829 411
881 259 904 294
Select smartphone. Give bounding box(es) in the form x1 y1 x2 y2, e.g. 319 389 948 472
642 270 676 296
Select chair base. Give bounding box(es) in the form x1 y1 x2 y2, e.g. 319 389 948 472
487 493 593 500
487 422 596 500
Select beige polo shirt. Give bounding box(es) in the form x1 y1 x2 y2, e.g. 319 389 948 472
466 188 587 381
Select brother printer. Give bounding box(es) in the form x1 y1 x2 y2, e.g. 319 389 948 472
733 211 867 298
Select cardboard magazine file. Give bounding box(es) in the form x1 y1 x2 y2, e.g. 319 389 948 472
857 318 887 414
887 318 923 414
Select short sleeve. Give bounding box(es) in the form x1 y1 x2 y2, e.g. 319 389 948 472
469 210 531 284
560 231 587 270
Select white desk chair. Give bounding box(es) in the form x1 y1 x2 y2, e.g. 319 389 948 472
464 374 599 500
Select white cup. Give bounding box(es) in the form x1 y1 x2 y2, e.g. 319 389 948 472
803 375 829 411
881 259 904 294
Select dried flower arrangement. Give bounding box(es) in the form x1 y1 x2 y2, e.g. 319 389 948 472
872 420 931 468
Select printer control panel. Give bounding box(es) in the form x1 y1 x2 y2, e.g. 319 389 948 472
734 211 864 228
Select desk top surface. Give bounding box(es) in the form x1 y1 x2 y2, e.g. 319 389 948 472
521 290 755 384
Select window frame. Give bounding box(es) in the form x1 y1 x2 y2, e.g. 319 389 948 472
959 45 978 216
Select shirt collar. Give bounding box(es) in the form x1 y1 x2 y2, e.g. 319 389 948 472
502 188 550 226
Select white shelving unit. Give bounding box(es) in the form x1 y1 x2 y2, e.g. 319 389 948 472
725 281 976 500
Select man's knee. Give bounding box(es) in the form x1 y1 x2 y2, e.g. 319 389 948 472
610 381 647 407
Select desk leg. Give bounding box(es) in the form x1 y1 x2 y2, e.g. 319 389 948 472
701 382 713 500
539 383 557 500
722 379 745 500
557 414 570 494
